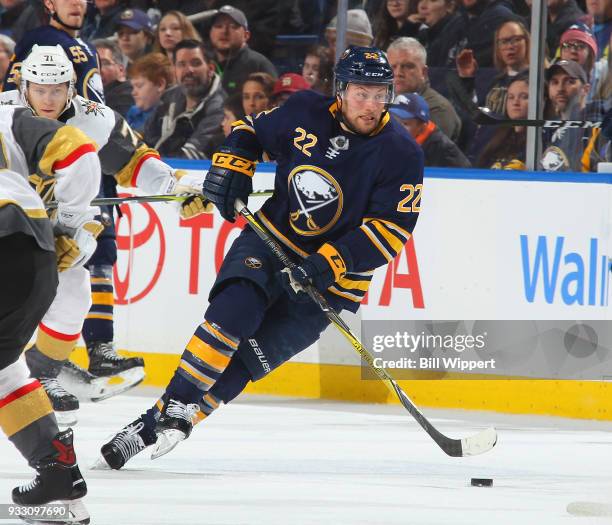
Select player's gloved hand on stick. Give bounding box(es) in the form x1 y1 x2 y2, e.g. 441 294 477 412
163 170 212 219
52 207 103 271
203 146 255 222
281 243 352 300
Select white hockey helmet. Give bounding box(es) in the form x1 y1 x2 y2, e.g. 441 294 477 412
19 44 76 115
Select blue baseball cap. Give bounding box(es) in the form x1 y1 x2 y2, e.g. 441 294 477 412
389 93 430 122
114 8 154 34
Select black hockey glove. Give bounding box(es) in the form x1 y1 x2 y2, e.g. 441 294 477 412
203 147 255 222
280 243 352 300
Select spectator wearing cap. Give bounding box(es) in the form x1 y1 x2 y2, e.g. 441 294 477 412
558 23 598 83
115 8 154 63
541 59 593 171
390 93 470 167
272 73 311 107
93 38 134 117
144 39 226 159
208 5 277 96
241 71 274 116
127 52 174 134
387 37 462 142
325 9 373 59
81 0 124 41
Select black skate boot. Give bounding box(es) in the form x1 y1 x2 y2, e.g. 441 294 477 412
12 428 89 524
151 398 200 459
94 417 157 470
86 342 145 398
38 378 79 427
58 361 111 403
87 341 145 378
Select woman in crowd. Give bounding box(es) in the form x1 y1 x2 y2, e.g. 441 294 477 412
301 45 334 95
241 72 275 116
450 19 530 115
126 52 174 133
416 0 462 67
476 74 529 169
373 0 422 49
153 10 202 60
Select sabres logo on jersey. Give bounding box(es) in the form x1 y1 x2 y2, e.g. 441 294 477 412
288 165 343 236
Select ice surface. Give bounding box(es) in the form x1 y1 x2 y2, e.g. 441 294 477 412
1 390 611 525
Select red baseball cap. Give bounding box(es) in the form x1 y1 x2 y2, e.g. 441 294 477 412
272 73 311 96
560 23 598 58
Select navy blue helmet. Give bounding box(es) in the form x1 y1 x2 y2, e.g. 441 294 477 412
335 46 394 86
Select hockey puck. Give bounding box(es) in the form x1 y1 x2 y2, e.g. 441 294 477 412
471 478 493 487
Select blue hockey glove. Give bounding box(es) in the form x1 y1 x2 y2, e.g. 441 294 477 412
203 147 255 222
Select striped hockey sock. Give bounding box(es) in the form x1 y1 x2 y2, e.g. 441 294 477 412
83 265 114 345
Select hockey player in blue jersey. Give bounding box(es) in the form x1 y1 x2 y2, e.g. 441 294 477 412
97 46 424 470
2 0 104 104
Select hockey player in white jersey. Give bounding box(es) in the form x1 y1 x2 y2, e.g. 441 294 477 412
0 45 209 425
0 170 91 524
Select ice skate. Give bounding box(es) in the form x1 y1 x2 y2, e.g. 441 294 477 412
151 398 199 459
87 342 145 396
38 378 78 427
92 417 156 470
12 428 89 524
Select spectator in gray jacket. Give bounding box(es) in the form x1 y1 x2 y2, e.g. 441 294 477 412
208 5 277 95
387 37 462 142
144 39 226 159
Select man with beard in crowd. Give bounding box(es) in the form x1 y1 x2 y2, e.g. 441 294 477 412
144 39 226 160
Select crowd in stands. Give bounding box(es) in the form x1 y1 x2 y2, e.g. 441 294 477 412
2 0 612 171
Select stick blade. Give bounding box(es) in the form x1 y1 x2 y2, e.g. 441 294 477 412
567 502 612 517
460 427 498 456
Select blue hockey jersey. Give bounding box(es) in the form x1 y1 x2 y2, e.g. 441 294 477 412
2 25 104 103
230 90 424 312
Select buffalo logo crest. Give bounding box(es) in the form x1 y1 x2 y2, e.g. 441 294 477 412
288 165 343 236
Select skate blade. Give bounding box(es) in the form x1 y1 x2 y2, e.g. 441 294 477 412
57 369 108 404
55 410 78 427
90 368 145 402
20 498 90 524
89 454 111 470
150 429 186 460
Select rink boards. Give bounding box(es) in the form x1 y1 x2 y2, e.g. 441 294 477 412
72 162 612 420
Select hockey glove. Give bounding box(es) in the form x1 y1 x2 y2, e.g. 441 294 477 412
281 243 352 300
52 207 103 271
163 170 212 219
203 147 255 222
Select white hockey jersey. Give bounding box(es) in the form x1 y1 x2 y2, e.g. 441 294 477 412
0 104 100 220
0 91 177 195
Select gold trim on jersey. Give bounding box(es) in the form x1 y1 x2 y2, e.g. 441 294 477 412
114 145 158 187
0 385 53 437
256 210 309 258
0 199 47 218
39 126 97 176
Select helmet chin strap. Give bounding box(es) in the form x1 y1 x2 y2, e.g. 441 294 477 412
50 8 83 31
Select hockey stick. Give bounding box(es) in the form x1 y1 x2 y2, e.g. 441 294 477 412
234 198 497 457
473 106 601 128
46 191 274 210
